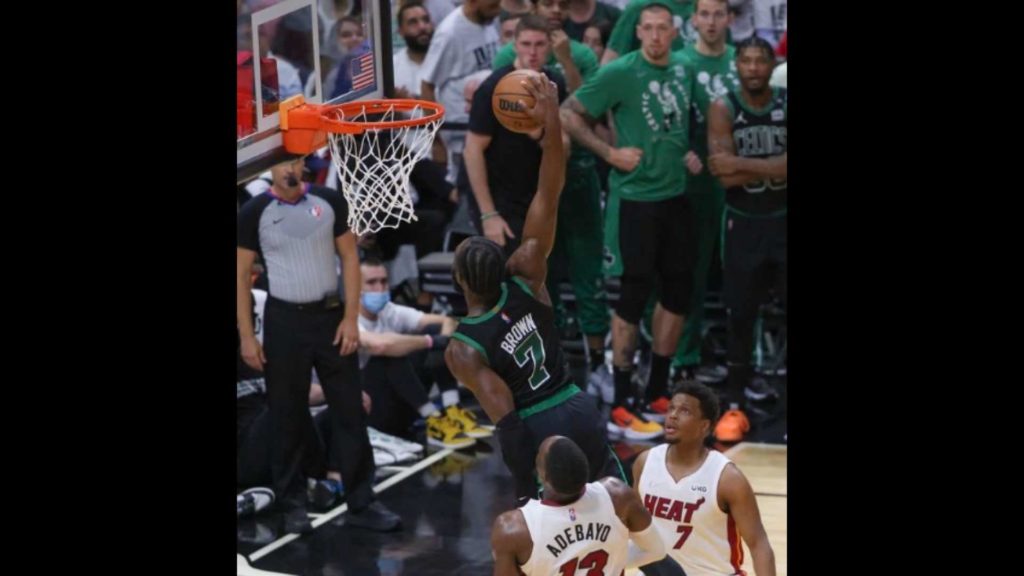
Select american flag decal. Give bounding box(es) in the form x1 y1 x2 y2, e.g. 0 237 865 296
351 52 375 91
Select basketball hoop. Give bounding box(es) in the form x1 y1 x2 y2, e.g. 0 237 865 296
279 95 445 236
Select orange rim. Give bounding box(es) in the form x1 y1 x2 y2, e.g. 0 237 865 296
319 99 445 134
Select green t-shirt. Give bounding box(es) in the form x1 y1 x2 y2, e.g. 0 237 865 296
607 0 695 57
492 39 600 82
679 43 738 159
574 50 695 201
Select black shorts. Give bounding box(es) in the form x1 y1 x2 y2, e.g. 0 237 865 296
514 386 626 500
620 195 698 281
616 195 698 319
723 208 787 313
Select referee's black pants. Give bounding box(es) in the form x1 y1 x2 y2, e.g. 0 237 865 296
263 298 375 512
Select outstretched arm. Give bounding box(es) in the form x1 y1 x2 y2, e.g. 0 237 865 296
416 312 456 334
359 330 447 357
505 75 565 296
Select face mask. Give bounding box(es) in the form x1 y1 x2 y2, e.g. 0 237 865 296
361 291 390 314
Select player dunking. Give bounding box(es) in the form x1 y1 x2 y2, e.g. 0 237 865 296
445 73 625 505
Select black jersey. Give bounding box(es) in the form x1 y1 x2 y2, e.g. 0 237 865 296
453 277 572 409
724 87 787 215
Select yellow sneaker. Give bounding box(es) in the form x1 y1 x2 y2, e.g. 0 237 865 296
445 404 494 438
611 406 664 441
426 414 476 449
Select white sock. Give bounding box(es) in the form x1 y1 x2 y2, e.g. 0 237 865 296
442 390 460 408
419 404 441 419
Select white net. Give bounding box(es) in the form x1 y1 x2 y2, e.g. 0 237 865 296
326 102 444 236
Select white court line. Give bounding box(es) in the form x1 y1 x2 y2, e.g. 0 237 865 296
248 448 455 563
238 553 297 576
378 465 412 475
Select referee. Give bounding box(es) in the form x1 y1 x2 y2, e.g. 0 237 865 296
237 155 401 534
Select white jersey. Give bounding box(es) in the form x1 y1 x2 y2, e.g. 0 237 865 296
519 481 630 576
638 446 745 576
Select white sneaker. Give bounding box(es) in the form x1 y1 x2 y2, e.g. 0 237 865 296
372 447 419 467
696 364 728 384
587 365 615 405
237 487 274 517
606 420 624 441
368 426 424 455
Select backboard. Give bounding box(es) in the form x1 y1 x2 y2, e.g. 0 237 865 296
236 0 394 183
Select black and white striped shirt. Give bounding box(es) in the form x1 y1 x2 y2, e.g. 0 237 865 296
238 184 350 303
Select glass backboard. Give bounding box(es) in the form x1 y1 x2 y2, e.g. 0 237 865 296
237 0 393 183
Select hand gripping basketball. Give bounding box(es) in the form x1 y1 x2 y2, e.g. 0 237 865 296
519 75 558 131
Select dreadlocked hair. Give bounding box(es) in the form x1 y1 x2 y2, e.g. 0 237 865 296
454 236 506 304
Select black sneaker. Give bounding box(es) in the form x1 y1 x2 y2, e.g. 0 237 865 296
282 506 314 534
346 501 402 532
309 480 338 510
744 376 780 402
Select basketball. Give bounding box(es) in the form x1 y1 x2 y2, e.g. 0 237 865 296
492 69 543 134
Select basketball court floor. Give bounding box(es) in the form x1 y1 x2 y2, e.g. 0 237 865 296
237 402 787 576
